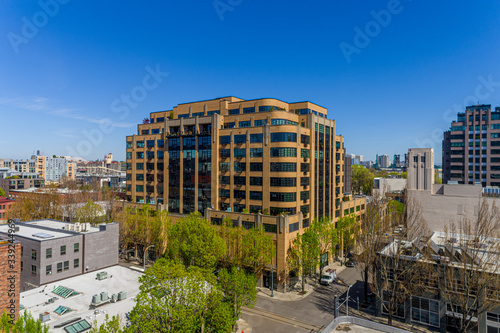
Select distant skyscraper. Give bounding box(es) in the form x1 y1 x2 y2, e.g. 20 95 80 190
393 154 401 168
378 154 390 168
442 104 500 187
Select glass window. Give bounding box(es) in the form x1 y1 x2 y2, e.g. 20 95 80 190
57 262 63 273
270 148 297 157
46 248 52 259
239 121 251 128
224 122 236 129
220 149 231 158
74 258 79 268
243 107 255 114
271 132 297 142
250 177 263 186
74 243 79 253
126 142 133 148
220 136 231 144
60 245 66 255
270 178 297 187
271 119 298 126
250 163 263 171
64 261 69 271
234 135 246 144
136 152 144 159
32 249 37 260
234 149 246 158
270 163 296 172
250 133 263 143
136 185 144 192
250 148 263 157
270 192 296 202
250 191 262 200
136 163 144 170
136 174 144 181
229 109 240 115
254 119 267 127
46 265 52 275
31 265 37 276
137 141 144 148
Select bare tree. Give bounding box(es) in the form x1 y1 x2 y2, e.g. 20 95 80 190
371 192 429 326
440 200 500 333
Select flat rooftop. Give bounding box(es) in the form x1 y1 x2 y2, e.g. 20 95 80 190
20 265 142 332
0 220 101 241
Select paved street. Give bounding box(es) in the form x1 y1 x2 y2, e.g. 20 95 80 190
242 264 368 333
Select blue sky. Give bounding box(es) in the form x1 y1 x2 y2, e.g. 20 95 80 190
1 1 500 162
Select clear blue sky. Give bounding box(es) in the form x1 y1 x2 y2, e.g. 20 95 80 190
1 1 500 162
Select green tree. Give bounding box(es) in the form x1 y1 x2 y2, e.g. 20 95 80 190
76 199 102 225
0 187 6 197
89 314 123 333
240 225 275 275
352 165 374 195
218 267 257 331
434 170 442 184
165 213 226 271
127 259 231 333
0 310 49 333
287 219 323 293
337 214 360 255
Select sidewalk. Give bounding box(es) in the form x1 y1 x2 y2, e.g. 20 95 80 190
236 318 252 333
256 259 350 301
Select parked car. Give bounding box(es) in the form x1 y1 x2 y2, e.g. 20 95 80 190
345 259 356 267
320 270 337 285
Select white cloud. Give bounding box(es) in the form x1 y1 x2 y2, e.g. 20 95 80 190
0 96 135 128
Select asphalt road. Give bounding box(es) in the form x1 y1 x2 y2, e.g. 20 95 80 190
243 266 368 333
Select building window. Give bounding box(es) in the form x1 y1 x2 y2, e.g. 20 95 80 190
250 133 263 143
32 249 37 260
64 261 69 271
31 265 37 276
289 222 299 233
74 243 79 253
270 178 297 187
270 163 297 172
250 177 263 186
234 149 246 158
220 136 231 145
270 132 297 142
74 258 79 268
263 223 277 233
20 261 23 271
270 148 297 157
254 119 267 127
136 163 144 170
250 148 263 158
270 192 296 202
243 107 255 114
46 265 52 276
234 135 246 144
46 248 52 259
412 297 440 327
57 262 62 273
229 109 240 115
61 245 66 256
250 163 263 172
137 141 144 148
239 121 251 128
250 191 262 200
224 122 236 129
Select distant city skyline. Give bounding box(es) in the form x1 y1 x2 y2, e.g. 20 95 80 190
2 2 500 161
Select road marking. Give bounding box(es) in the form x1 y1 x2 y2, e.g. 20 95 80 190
242 306 323 332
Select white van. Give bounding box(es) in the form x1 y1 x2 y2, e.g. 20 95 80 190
320 270 337 286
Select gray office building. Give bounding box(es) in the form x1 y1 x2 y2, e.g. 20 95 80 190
0 220 119 291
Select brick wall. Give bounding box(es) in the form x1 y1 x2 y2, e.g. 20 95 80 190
0 239 21 322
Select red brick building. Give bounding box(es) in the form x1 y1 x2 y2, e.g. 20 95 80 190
0 234 21 322
0 196 14 222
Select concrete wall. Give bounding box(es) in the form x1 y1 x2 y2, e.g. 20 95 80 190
407 148 434 191
83 223 119 272
408 185 496 232
373 178 407 198
38 235 83 285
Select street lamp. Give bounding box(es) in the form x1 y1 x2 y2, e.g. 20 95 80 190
143 245 154 272
346 284 352 316
270 265 275 297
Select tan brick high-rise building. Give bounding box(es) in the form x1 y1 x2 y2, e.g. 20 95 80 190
126 96 365 291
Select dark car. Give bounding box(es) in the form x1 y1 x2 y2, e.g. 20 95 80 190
345 259 356 267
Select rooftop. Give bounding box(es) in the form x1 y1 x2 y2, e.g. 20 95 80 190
20 265 142 332
0 220 102 241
